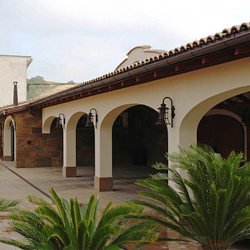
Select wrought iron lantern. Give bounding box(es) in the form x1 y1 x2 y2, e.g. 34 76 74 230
85 108 98 129
55 113 65 129
156 97 175 127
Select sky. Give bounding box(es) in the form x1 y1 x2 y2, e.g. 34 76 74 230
0 0 249 83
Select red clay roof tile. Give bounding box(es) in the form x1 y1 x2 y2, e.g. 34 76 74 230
1 22 250 111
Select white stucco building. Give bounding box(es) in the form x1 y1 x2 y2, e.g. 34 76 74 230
116 45 167 70
1 22 250 192
0 55 32 106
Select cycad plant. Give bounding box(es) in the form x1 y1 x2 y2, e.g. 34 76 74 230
0 198 19 212
0 168 19 211
128 144 250 250
0 187 161 250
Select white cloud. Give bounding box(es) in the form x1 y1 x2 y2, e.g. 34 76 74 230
0 0 249 82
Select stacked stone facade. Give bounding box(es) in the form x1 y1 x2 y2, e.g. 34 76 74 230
12 109 62 168
1 108 245 170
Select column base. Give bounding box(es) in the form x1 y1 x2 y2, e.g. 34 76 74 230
63 166 77 178
4 156 11 161
94 176 113 192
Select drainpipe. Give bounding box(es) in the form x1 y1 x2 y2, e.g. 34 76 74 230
13 81 18 106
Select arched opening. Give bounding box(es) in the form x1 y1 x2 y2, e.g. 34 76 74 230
40 116 63 168
112 105 168 188
11 124 15 161
76 114 95 178
179 87 250 150
50 118 63 167
197 91 250 159
42 116 57 133
64 111 94 178
198 114 244 158
3 116 15 162
96 103 168 191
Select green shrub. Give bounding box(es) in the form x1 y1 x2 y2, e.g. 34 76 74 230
0 187 161 249
128 144 250 250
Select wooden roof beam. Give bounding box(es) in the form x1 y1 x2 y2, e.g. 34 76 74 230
236 94 250 104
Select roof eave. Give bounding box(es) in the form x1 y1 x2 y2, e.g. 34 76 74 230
28 31 250 108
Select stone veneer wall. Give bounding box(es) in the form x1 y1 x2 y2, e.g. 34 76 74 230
14 109 62 168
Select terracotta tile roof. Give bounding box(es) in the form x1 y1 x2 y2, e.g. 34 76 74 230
0 93 55 113
1 21 250 112
75 22 250 86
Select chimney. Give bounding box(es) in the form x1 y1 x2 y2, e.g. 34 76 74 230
13 81 18 106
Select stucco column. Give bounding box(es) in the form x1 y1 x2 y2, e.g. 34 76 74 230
168 123 197 189
94 126 113 191
63 126 77 177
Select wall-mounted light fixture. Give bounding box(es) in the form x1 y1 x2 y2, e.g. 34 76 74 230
156 97 175 127
55 113 65 129
85 108 98 129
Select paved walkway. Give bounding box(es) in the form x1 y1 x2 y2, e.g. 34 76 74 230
0 161 248 250
0 161 158 209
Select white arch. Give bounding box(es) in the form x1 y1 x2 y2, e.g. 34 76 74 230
95 103 162 191
205 109 243 122
167 87 250 189
63 111 86 178
179 86 250 150
37 56 250 191
4 116 15 161
42 115 57 133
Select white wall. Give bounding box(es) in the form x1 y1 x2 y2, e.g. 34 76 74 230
116 45 165 70
0 55 32 107
41 56 250 190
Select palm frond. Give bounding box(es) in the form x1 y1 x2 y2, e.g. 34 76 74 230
0 237 35 249
37 204 63 227
131 144 250 250
49 188 69 228
47 224 70 247
110 220 160 247
27 195 50 206
0 198 19 211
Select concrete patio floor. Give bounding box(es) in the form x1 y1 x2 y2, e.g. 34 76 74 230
0 161 248 250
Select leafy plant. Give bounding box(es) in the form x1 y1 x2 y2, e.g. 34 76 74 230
0 198 19 212
0 168 19 212
0 187 161 249
128 144 250 250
